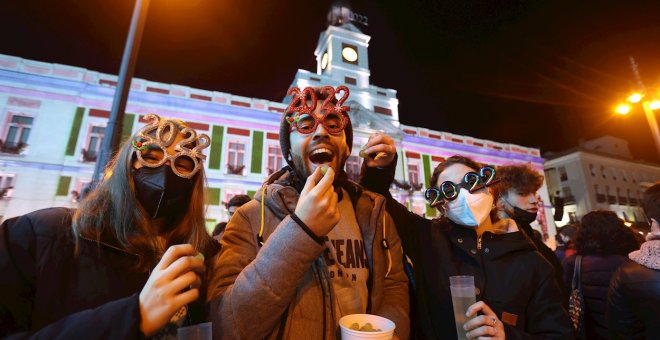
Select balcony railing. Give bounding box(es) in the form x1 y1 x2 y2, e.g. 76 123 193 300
608 195 617 204
618 196 628 205
227 164 245 175
629 198 638 206
0 141 28 154
596 194 606 203
393 179 424 191
81 148 98 162
0 186 13 199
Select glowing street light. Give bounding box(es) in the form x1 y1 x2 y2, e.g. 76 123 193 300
628 93 644 103
616 91 660 157
615 104 631 115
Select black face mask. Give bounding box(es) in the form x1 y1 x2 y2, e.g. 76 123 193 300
133 166 195 220
512 206 538 225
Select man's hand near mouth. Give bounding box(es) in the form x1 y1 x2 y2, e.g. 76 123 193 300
294 166 340 237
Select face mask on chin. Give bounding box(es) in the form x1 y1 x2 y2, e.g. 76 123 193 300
446 188 494 227
512 205 538 225
133 166 195 220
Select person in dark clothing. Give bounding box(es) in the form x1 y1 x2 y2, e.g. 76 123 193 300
359 133 572 340
563 210 640 340
491 164 567 300
607 182 660 339
555 224 578 264
0 114 219 339
212 194 252 243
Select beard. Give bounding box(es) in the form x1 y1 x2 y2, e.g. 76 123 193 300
291 153 348 189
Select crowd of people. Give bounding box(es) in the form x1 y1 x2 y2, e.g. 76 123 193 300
0 84 658 339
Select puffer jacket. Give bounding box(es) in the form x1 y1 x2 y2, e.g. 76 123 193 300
361 160 572 340
607 239 660 339
0 207 217 339
564 254 631 339
207 168 409 339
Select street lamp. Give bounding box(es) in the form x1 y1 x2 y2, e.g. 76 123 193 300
92 0 151 184
615 92 660 157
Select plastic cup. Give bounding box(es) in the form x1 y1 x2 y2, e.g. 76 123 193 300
177 322 212 340
339 314 395 340
449 276 477 340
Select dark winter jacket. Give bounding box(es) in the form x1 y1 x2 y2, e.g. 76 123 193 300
361 162 573 340
563 254 631 340
516 221 567 303
607 240 660 339
0 207 217 339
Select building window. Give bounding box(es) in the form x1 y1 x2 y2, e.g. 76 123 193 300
344 76 357 85
628 189 637 206
412 200 426 217
408 163 419 187
589 164 595 177
595 184 606 203
617 187 627 205
227 141 245 175
266 145 283 175
345 155 360 182
562 186 575 204
222 188 245 210
1 114 33 154
82 125 104 162
559 166 568 181
0 173 16 198
611 168 617 180
606 186 616 204
601 165 607 179
621 169 627 182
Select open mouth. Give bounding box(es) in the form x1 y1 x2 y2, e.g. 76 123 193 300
309 147 334 165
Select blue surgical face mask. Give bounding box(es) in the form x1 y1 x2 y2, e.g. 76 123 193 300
446 188 494 227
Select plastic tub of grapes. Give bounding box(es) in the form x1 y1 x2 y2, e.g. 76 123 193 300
339 314 395 340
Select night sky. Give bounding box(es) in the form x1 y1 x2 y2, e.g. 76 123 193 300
2 0 660 163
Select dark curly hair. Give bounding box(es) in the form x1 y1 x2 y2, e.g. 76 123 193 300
574 210 640 256
491 164 544 203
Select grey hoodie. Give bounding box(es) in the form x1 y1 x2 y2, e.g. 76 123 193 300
207 169 409 339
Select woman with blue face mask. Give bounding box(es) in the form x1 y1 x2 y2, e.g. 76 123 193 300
359 135 572 340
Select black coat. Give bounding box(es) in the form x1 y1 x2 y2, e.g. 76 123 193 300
0 207 217 339
563 254 630 340
361 164 572 340
516 221 567 303
607 259 660 339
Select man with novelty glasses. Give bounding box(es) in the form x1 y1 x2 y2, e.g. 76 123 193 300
358 135 572 340
208 86 409 339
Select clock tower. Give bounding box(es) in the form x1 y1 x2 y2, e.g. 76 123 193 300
288 1 400 124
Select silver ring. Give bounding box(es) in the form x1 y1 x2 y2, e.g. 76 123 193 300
491 317 497 326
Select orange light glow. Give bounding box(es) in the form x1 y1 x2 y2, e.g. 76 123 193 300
628 93 644 103
615 104 631 115
649 100 660 110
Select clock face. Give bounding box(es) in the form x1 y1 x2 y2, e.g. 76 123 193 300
342 46 358 63
321 52 328 70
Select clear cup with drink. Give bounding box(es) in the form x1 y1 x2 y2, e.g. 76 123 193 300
449 275 477 340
